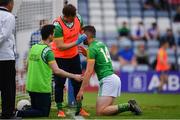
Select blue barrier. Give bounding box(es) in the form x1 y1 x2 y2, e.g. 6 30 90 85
120 71 180 93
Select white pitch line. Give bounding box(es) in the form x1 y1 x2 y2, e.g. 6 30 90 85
73 115 85 120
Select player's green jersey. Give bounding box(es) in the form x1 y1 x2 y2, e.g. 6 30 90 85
88 40 114 80
54 14 83 38
26 43 55 93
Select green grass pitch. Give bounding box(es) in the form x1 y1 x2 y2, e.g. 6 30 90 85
43 92 180 119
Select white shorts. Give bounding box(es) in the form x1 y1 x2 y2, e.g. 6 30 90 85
98 74 121 97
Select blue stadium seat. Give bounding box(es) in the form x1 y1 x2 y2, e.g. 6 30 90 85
168 55 176 64
104 31 118 40
129 0 140 3
121 65 135 72
79 8 88 16
96 32 103 40
167 49 175 56
157 11 169 17
178 57 180 65
117 10 129 17
177 48 180 56
78 2 87 8
105 39 119 47
78 0 87 2
147 41 160 48
147 48 158 56
143 10 156 17
82 16 88 25
115 0 127 3
130 10 142 17
170 10 176 17
119 39 132 48
129 2 141 9
116 2 128 9
133 41 145 48
136 65 149 71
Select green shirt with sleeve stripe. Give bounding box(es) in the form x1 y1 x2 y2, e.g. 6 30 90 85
87 40 114 80
54 14 83 38
26 43 55 93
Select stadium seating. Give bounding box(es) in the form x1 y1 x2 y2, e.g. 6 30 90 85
136 65 149 71
147 41 160 48
78 0 180 71
133 41 145 48
130 10 142 17
121 65 135 72
143 10 156 17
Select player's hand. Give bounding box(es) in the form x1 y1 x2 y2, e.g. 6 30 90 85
78 46 87 56
76 34 87 45
76 90 84 101
74 74 83 82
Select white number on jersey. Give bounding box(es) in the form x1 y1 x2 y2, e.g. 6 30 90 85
100 47 111 63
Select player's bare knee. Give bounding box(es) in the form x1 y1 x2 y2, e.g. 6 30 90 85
96 111 103 116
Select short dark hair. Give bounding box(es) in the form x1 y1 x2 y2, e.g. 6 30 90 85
62 4 76 17
82 25 96 37
0 0 13 6
152 22 157 27
160 39 169 47
41 24 55 40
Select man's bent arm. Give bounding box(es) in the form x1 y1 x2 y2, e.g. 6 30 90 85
53 37 77 50
80 59 95 91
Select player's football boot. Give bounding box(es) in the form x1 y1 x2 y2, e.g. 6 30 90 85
75 108 90 117
57 110 66 118
79 108 90 116
128 99 142 115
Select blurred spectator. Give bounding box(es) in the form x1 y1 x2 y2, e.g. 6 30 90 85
147 22 160 40
168 0 180 9
143 0 169 10
177 30 180 46
143 0 156 10
117 21 130 39
29 19 48 48
135 44 149 65
173 6 180 22
131 22 148 41
155 40 170 92
110 44 119 61
169 0 180 4
118 40 136 66
160 29 176 49
109 44 120 71
158 0 169 10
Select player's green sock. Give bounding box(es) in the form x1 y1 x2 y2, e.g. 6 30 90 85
76 101 82 113
56 102 63 111
118 103 130 113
